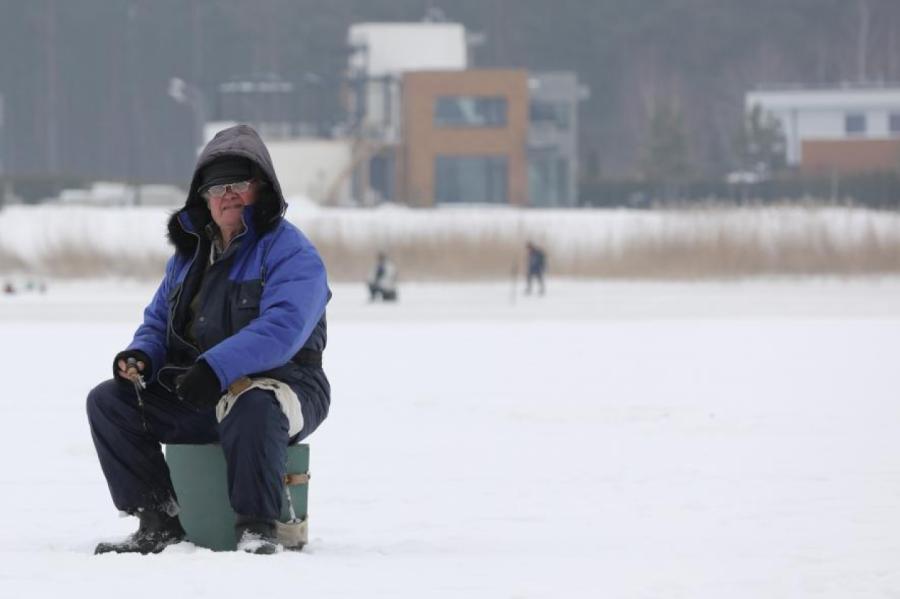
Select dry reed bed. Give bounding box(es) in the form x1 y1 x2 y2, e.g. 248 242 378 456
303 206 900 280
1 205 898 280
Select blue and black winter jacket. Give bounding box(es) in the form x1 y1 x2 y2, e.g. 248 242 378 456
126 125 331 435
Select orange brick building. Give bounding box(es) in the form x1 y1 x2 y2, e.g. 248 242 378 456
398 70 529 206
801 138 900 175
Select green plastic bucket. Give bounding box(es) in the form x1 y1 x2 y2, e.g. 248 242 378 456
165 443 309 551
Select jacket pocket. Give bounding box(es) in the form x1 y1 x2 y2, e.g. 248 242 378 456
232 280 263 330
236 280 262 309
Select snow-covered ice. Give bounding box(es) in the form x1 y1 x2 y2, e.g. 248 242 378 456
1 278 899 598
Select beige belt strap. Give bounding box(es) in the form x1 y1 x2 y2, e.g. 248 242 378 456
215 377 305 437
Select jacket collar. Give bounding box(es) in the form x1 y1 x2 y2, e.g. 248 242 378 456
167 204 263 256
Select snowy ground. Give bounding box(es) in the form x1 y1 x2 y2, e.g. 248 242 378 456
1 278 900 598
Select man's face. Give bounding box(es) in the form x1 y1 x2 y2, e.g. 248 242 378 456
206 180 257 231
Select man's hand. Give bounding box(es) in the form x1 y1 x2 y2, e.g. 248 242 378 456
175 360 222 411
113 350 151 383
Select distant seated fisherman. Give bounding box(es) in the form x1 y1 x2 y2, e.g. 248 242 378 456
367 251 398 302
87 125 331 555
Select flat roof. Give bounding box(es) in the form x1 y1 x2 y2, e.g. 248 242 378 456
747 86 900 110
348 22 467 77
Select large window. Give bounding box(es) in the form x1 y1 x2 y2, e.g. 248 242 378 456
435 156 508 204
530 101 571 130
845 113 867 136
434 96 507 127
529 151 569 207
890 113 900 135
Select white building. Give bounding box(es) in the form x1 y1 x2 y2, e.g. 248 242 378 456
346 22 468 143
203 121 355 206
746 86 900 165
54 182 185 207
266 138 354 205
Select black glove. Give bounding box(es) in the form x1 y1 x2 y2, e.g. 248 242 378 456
113 350 152 381
175 360 222 410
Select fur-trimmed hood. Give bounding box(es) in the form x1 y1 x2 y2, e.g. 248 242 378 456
167 125 287 255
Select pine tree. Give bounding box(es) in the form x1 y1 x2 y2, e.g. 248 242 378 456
734 104 787 178
642 101 691 198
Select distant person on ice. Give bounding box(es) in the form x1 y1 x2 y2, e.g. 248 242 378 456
525 241 547 296
367 251 398 302
87 125 331 555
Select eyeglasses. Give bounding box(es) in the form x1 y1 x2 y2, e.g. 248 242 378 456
203 180 253 200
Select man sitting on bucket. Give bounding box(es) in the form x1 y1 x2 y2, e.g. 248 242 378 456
87 125 331 555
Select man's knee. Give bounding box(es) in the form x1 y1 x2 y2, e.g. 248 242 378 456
220 389 286 433
218 389 289 450
86 378 126 421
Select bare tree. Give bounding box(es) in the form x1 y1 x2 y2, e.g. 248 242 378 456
857 0 871 81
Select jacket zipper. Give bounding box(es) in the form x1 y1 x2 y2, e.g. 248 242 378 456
168 226 203 352
160 212 252 392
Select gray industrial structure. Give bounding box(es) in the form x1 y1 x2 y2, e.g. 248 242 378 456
527 72 589 207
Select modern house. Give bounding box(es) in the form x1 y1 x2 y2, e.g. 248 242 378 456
345 20 584 206
746 86 900 175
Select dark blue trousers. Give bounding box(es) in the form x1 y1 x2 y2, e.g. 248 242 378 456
87 378 293 521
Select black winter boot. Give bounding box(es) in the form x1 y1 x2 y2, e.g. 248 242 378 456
94 509 186 555
235 517 282 555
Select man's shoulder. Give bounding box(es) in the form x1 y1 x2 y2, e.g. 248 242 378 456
261 219 320 257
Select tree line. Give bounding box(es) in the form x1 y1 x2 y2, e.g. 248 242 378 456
1 0 898 190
